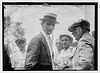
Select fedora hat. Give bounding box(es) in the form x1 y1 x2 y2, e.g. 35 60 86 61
68 19 90 32
39 13 59 24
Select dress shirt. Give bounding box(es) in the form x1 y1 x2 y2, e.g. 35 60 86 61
41 30 54 60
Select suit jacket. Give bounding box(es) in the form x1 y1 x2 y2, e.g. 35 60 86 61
25 32 52 69
72 32 94 70
3 45 14 71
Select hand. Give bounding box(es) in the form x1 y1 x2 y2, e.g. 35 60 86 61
25 64 33 69
53 60 59 65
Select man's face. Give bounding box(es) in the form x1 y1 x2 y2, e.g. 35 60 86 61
17 41 26 51
61 36 71 49
41 21 55 35
56 40 63 51
72 26 83 41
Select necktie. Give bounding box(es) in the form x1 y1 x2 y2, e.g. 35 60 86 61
48 36 54 59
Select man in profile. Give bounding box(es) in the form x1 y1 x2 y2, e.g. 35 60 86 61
68 19 94 70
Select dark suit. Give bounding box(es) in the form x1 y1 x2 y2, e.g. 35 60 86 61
3 45 14 71
25 32 52 70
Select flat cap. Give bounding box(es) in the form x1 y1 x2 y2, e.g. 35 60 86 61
68 19 90 32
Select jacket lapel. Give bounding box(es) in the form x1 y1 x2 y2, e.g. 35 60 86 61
39 32 51 61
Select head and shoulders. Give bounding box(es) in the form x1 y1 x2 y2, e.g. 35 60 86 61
68 19 94 46
10 37 27 59
29 13 59 44
59 34 73 54
55 38 63 54
15 37 26 54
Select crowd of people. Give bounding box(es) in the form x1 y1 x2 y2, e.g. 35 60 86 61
3 13 95 71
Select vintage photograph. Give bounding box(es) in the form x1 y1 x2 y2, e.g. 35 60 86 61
3 2 97 71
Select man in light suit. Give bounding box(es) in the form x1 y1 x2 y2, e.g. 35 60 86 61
68 19 94 70
25 13 59 70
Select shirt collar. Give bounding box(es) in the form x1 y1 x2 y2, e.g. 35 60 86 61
41 30 51 39
79 32 89 42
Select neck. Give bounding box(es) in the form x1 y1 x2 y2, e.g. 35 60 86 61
64 46 70 50
58 50 61 53
42 30 50 37
42 29 50 35
79 31 89 40
20 49 25 53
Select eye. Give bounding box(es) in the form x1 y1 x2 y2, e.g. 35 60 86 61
52 24 55 27
65 39 67 41
61 40 64 42
73 27 77 31
47 23 51 26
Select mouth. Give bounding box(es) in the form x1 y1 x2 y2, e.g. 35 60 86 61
47 29 52 32
63 44 67 47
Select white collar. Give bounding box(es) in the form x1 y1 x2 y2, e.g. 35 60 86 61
41 30 52 39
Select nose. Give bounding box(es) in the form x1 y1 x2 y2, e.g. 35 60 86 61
49 25 54 29
62 40 66 45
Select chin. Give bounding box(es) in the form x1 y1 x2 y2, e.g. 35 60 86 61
75 37 79 41
63 46 66 48
75 38 78 40
47 33 51 35
47 32 52 35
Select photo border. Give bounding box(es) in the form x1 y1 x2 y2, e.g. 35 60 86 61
2 2 98 71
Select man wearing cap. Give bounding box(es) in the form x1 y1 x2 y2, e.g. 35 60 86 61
10 37 26 70
25 13 59 70
68 19 94 70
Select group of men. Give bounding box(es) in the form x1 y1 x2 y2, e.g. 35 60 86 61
24 13 94 70
3 13 94 71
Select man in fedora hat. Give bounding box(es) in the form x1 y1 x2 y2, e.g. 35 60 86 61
25 13 59 70
68 19 94 70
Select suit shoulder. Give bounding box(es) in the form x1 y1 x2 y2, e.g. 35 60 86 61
80 33 94 43
31 34 41 41
28 33 42 45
